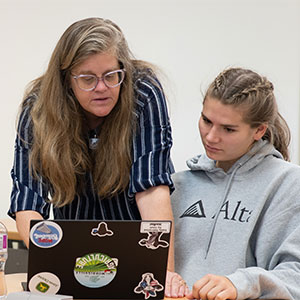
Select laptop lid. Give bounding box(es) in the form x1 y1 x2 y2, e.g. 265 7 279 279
27 220 171 299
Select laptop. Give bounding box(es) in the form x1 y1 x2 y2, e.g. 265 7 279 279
27 220 171 299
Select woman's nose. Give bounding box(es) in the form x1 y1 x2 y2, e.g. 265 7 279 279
94 78 108 92
206 127 220 143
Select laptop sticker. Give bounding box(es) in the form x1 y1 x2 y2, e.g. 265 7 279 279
139 222 170 250
28 272 61 294
74 252 118 288
91 222 114 237
140 222 171 234
134 272 164 299
139 231 169 250
30 221 63 248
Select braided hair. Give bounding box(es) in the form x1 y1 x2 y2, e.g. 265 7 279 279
204 68 290 161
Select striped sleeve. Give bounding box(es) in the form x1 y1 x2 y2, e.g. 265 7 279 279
8 103 51 219
129 75 174 196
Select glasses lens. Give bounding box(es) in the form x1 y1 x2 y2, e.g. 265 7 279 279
104 70 125 87
77 75 97 90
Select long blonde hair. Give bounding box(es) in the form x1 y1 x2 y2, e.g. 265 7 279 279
204 68 290 160
22 17 151 206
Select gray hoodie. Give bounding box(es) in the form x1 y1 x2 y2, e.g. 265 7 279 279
172 139 300 299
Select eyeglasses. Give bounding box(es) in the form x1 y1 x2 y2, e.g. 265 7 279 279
72 69 126 91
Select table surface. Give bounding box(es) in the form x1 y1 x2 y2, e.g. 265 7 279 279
0 218 22 241
6 273 186 300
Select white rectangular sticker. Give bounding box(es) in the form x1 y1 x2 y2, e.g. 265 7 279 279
140 222 171 233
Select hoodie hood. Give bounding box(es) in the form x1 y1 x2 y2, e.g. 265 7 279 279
187 139 283 175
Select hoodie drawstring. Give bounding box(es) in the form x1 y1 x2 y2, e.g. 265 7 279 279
205 163 242 259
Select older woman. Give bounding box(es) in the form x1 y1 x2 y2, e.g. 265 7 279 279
8 17 184 297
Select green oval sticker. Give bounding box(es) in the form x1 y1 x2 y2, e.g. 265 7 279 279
74 252 118 288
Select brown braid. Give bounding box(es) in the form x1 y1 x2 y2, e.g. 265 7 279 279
204 68 290 161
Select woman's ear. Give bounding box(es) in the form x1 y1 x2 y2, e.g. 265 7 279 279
254 123 268 141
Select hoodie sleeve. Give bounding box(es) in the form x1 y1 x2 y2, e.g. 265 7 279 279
227 182 300 300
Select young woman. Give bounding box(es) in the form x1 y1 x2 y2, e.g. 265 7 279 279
8 17 184 296
171 68 300 299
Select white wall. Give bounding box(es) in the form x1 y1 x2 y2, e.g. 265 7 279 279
1 0 299 218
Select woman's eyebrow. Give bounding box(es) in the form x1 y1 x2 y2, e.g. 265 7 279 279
75 66 120 75
222 124 239 128
202 112 239 128
201 112 209 119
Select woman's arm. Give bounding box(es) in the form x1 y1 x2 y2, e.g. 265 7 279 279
9 102 50 247
136 185 188 298
136 185 174 270
15 210 43 248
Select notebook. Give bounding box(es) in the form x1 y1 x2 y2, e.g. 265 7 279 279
27 220 171 299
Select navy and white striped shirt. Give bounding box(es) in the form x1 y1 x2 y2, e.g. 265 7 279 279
8 74 174 220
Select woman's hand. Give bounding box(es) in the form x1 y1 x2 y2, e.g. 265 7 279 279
165 270 190 298
186 274 237 300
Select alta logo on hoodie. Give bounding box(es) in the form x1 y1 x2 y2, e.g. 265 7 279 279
180 200 252 223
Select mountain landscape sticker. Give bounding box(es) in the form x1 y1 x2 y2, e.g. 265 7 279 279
74 252 118 288
30 221 63 248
